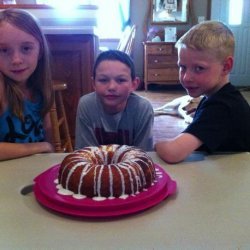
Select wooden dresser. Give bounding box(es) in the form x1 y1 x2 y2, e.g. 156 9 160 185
143 42 179 91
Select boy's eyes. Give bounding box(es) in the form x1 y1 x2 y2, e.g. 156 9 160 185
178 65 205 73
116 78 128 83
194 66 205 73
0 47 9 54
98 78 109 83
178 65 186 71
97 77 129 84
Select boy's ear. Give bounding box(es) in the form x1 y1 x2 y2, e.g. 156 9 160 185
131 77 140 91
222 56 234 74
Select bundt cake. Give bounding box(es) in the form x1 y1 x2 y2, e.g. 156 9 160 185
56 144 156 201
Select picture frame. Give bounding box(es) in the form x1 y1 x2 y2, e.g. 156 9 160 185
151 0 189 24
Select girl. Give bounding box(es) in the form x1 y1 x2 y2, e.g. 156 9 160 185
0 8 54 161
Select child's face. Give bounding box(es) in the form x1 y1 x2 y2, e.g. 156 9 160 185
93 60 138 114
177 46 231 97
0 21 40 86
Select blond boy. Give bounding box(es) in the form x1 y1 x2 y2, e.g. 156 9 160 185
156 21 250 163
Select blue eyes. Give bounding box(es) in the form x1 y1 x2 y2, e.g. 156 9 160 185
178 65 205 73
0 46 34 56
194 66 205 73
22 46 33 53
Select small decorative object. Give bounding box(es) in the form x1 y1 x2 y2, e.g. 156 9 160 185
152 36 162 42
164 26 177 42
146 26 164 41
151 0 189 24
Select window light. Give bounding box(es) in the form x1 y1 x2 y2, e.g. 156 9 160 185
229 0 243 25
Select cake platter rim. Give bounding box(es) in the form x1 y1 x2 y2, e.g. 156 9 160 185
33 164 177 218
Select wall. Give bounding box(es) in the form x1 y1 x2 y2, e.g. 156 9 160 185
130 0 211 84
0 1 210 85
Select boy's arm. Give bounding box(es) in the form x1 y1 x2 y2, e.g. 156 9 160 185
75 99 99 150
155 133 202 164
75 117 99 149
133 104 154 151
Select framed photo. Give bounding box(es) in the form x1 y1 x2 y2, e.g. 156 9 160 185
151 0 189 24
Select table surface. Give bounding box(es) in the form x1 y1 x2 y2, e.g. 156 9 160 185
1 152 250 249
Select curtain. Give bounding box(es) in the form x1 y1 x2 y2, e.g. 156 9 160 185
96 0 130 38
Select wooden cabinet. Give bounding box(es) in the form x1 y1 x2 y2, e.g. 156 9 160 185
143 42 179 90
46 34 99 144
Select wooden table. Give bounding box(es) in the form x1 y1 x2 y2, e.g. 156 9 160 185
0 152 250 249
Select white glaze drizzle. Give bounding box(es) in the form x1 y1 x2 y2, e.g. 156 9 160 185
114 164 126 196
108 165 114 198
65 162 83 189
119 163 136 194
96 165 104 197
78 163 92 194
93 163 98 195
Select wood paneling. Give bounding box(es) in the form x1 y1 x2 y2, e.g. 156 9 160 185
46 34 99 143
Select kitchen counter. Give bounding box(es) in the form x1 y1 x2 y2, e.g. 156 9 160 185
0 152 250 249
0 4 99 36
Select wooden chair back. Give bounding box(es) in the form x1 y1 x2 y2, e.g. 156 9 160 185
50 81 73 153
117 25 136 55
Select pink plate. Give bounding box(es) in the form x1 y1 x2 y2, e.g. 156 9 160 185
33 164 177 218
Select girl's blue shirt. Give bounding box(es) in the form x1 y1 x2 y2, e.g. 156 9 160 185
0 99 45 143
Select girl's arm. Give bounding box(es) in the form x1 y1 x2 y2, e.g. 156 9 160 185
0 113 54 161
0 72 54 161
0 141 54 161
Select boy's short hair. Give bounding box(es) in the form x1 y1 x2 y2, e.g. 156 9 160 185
93 50 136 80
175 20 235 61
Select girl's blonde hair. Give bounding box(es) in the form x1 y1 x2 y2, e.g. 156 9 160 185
175 20 235 61
0 8 53 119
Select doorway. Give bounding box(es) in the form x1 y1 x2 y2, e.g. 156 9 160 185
211 0 250 87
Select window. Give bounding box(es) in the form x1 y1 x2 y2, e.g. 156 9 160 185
96 0 130 39
36 0 130 39
228 0 243 25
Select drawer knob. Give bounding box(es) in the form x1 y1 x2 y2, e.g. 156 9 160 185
154 59 159 63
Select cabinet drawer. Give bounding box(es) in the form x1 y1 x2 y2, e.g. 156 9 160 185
148 68 179 82
147 55 177 68
146 44 174 55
